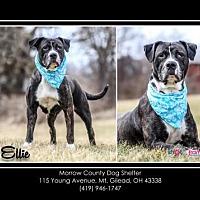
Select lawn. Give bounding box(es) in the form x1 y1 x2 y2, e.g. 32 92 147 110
0 118 116 163
117 94 200 162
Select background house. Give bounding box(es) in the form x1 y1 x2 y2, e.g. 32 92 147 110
187 49 200 94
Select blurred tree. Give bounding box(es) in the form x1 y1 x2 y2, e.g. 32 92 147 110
118 55 151 99
0 27 37 96
71 27 116 108
117 26 144 59
117 27 151 100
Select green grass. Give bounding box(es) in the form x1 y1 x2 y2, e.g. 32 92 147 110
117 94 200 162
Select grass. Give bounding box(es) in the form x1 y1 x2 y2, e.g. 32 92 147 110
117 94 200 162
0 118 116 163
1 94 200 163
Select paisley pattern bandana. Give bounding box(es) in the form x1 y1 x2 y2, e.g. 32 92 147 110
34 52 67 89
147 82 188 129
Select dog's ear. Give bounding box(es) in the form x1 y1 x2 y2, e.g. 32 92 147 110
57 37 70 52
179 40 197 61
28 37 45 49
144 41 163 63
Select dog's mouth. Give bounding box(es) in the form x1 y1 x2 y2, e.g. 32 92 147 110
163 74 179 85
46 61 60 71
166 74 178 84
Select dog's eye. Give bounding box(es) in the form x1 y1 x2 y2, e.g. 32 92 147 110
56 45 63 50
158 53 165 59
42 46 49 51
176 52 184 59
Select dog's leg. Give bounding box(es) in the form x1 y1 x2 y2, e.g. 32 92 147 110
143 130 173 150
47 105 62 145
63 105 74 149
59 81 75 149
74 100 96 146
181 132 200 149
24 86 39 147
24 105 38 147
23 70 41 147
76 109 96 145
180 111 200 149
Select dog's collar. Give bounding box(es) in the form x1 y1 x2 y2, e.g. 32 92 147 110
34 52 67 89
147 81 188 129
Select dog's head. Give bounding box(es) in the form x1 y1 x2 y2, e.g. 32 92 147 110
144 41 197 91
29 37 70 71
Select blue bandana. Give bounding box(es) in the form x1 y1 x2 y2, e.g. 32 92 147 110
147 82 188 129
34 53 67 89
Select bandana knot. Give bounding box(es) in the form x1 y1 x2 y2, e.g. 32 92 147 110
147 82 188 129
34 52 67 89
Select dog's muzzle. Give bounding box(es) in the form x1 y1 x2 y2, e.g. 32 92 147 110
46 52 61 70
162 60 180 84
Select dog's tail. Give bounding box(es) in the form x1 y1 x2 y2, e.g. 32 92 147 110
86 84 109 100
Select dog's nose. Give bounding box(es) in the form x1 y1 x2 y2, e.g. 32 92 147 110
50 53 57 60
166 61 177 70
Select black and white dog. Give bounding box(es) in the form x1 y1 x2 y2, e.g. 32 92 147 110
23 37 109 148
117 40 200 149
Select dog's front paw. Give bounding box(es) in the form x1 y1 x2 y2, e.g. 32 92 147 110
23 142 32 147
66 143 76 150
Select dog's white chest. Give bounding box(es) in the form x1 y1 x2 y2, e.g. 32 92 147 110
36 77 59 112
164 120 186 144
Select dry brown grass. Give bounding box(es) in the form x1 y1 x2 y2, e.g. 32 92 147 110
0 92 117 162
0 118 116 162
117 94 200 162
